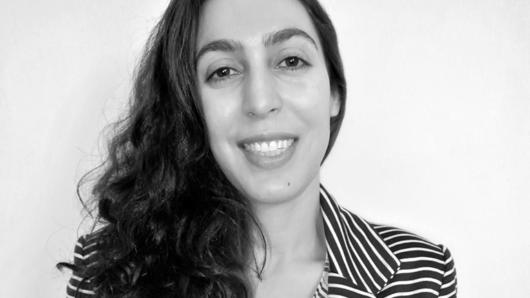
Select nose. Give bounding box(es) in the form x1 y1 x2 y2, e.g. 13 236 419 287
242 66 282 118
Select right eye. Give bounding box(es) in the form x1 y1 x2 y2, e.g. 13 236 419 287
207 67 240 82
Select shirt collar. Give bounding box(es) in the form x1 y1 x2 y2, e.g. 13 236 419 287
319 185 401 297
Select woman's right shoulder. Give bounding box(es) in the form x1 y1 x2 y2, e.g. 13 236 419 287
66 233 101 297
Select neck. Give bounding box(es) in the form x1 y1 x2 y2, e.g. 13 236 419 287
250 177 326 276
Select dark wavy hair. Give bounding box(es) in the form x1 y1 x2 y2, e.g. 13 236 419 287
59 0 346 297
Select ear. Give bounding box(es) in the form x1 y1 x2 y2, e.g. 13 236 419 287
329 88 340 117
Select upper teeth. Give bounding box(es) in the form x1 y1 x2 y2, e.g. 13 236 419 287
243 139 294 154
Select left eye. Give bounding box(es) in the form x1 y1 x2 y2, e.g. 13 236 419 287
278 56 308 70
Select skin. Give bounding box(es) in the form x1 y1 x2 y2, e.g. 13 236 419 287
195 0 340 296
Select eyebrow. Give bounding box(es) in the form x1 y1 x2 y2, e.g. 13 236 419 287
195 27 318 63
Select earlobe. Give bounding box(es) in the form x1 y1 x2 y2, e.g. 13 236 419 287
329 89 340 117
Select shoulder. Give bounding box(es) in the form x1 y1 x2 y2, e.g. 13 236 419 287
371 223 457 297
66 233 100 297
338 206 457 297
73 232 101 268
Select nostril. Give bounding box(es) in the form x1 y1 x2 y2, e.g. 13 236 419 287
247 107 278 117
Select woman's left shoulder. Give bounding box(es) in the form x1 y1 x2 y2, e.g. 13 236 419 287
369 221 456 269
320 189 457 296
333 203 457 296
367 220 458 297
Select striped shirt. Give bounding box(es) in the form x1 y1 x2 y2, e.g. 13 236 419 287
67 185 457 297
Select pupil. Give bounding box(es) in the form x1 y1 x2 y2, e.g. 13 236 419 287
288 57 298 66
218 68 229 76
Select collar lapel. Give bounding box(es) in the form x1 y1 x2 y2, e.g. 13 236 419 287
319 185 401 297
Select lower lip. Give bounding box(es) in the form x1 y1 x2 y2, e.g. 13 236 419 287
241 140 297 170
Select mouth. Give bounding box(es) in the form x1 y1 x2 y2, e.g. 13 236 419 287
242 139 295 156
238 134 298 169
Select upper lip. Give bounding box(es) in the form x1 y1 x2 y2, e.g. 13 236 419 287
237 132 298 147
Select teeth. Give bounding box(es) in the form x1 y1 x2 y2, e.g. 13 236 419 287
243 138 295 156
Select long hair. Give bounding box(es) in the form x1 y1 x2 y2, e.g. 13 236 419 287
59 0 346 297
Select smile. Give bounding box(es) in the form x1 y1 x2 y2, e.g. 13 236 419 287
238 134 298 169
243 139 295 157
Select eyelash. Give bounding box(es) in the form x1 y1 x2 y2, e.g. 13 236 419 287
206 56 310 83
207 67 239 82
277 56 310 70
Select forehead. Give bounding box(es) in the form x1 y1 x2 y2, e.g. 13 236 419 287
196 0 318 48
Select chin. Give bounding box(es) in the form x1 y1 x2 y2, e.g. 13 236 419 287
236 171 319 205
248 185 296 204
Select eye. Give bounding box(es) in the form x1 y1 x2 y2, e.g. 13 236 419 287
207 67 240 82
277 56 309 70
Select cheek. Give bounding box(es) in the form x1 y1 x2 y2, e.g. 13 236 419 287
279 71 332 123
200 89 237 140
199 90 242 172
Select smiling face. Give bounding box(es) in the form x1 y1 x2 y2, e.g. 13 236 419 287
195 0 340 205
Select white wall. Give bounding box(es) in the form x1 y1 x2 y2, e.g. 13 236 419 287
1 0 528 297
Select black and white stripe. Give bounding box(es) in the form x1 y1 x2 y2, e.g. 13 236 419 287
320 185 457 297
67 234 98 298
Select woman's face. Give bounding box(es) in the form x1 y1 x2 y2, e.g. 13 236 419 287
195 0 340 204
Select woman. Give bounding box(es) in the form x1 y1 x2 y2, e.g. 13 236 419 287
62 0 457 297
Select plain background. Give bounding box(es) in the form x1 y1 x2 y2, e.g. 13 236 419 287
1 0 529 297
